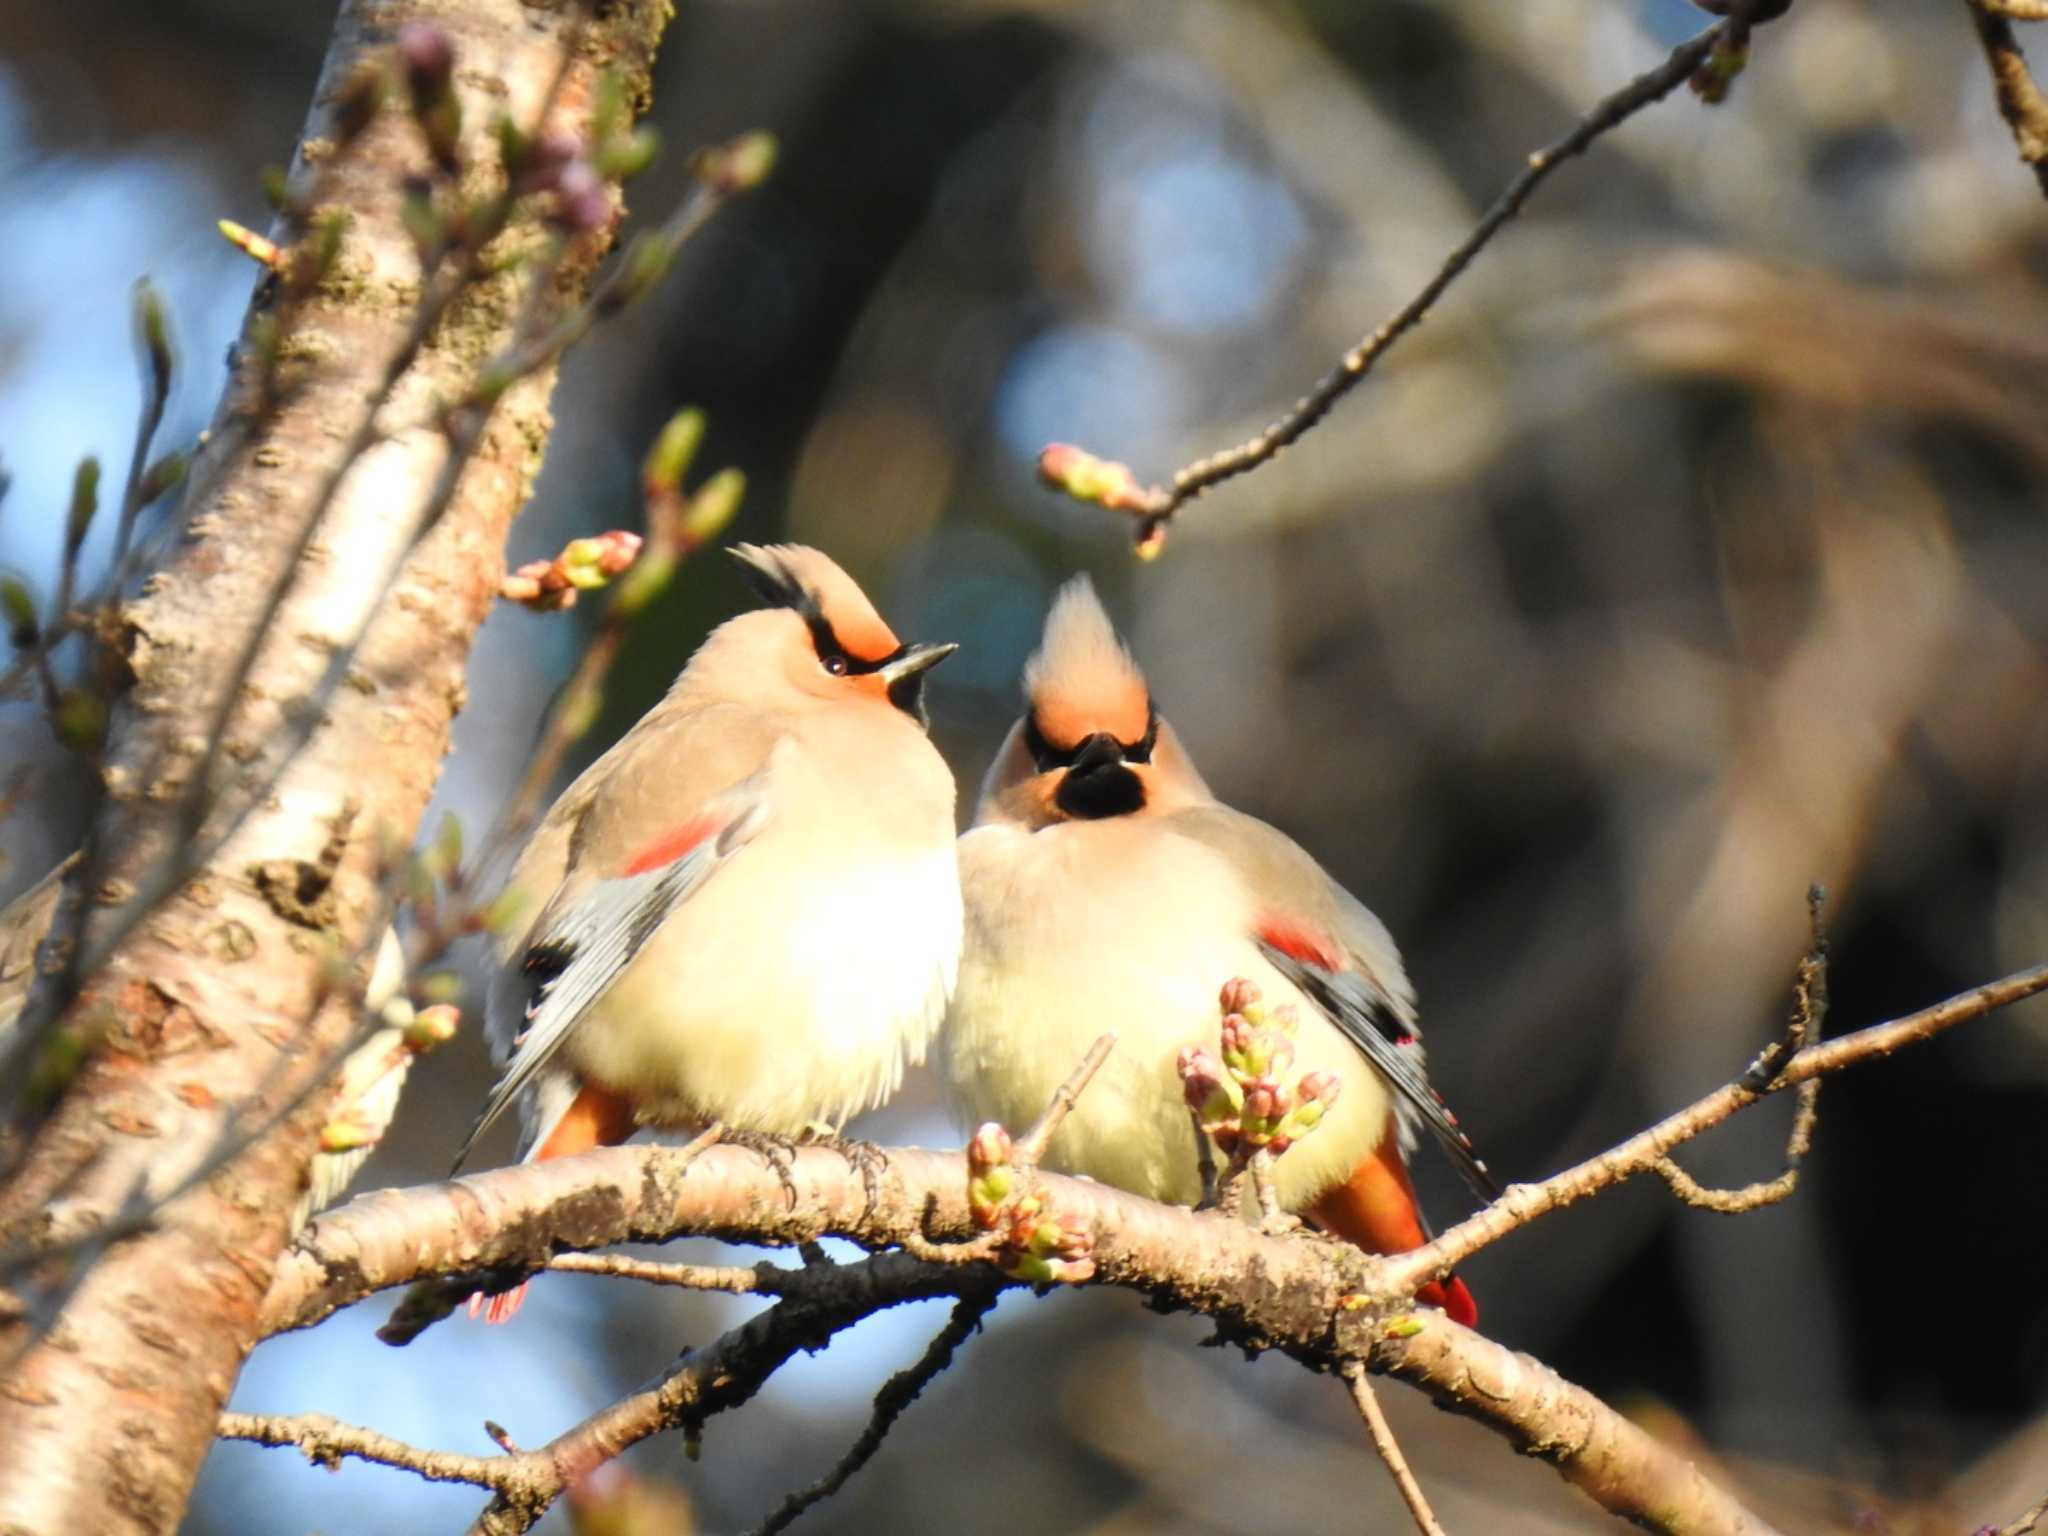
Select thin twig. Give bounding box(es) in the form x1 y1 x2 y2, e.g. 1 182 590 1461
1978 0 2048 19
1373 960 2048 1301
217 1411 527 1493
1247 1147 1287 1230
1652 884 1828 1212
1046 13 1750 539
1015 1031 1117 1165
744 1289 998 1536
1189 1107 1219 1206
1967 0 2048 198
544 1253 773 1294
1341 1361 1450 1536
2000 1487 2048 1535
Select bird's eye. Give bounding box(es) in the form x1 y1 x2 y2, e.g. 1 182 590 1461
820 653 850 677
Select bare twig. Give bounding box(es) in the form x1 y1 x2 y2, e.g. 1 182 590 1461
1041 11 1767 544
1247 1146 1287 1230
1016 1030 1117 1165
2000 1488 2048 1535
1341 1361 1449 1536
1967 0 2048 197
1651 885 1828 1213
544 1252 773 1294
217 1410 530 1494
1189 1107 1219 1206
744 1289 998 1536
1374 960 2048 1300
461 1252 1001 1536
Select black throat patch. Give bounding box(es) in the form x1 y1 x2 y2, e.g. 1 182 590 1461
1055 759 1146 819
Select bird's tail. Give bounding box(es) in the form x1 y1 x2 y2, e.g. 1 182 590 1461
468 1076 637 1325
1308 1113 1478 1328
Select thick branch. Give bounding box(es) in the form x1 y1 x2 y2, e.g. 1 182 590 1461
258 1143 1769 1536
251 967 2048 1535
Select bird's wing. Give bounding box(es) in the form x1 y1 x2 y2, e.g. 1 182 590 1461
453 750 778 1172
1161 805 1497 1202
482 700 784 1062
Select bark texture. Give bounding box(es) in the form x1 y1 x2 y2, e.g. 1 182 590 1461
0 3 673 1531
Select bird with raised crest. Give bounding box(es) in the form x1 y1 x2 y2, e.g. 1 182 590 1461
944 577 1494 1324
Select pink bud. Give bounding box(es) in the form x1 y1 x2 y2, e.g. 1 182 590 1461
594 529 643 575
552 159 611 234
1298 1070 1341 1106
1242 1080 1283 1125
518 130 581 192
1218 978 1262 1015
1176 1045 1225 1109
398 23 455 91
967 1122 1013 1174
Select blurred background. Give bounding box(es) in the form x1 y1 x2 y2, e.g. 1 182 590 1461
4 0 2048 1530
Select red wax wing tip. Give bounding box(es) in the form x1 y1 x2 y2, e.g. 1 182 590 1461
621 812 719 876
1256 915 1345 973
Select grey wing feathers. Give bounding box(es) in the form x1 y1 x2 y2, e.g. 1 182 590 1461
1260 946 1499 1201
451 801 768 1172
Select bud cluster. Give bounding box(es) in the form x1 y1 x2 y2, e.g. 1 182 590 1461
1177 978 1342 1159
1037 443 1156 515
965 1121 1096 1285
502 529 644 611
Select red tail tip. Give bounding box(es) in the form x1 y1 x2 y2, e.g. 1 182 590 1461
468 1280 531 1325
1418 1275 1478 1328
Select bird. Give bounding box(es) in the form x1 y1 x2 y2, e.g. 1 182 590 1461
944 577 1493 1324
455 544 963 1320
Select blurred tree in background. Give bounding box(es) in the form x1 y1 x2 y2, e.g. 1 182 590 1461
4 0 2048 1532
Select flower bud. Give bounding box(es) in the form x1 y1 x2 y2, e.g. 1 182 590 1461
1218 978 1262 1016
967 1122 1013 1173
1037 443 1155 514
320 1117 377 1153
551 158 612 235
405 1003 460 1052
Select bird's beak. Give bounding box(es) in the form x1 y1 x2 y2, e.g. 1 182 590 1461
877 641 959 686
1069 732 1125 774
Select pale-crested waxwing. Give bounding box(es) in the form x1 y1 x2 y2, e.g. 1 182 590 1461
456 544 963 1320
944 577 1493 1324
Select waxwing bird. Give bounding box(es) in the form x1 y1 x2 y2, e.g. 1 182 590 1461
945 578 1493 1323
456 544 963 1319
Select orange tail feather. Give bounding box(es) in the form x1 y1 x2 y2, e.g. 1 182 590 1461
476 1080 637 1326
1308 1114 1478 1328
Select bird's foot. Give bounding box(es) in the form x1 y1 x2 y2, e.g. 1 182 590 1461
721 1128 800 1208
796 1128 888 1213
1256 1209 1304 1238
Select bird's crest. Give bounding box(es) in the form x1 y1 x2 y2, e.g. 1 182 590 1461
1024 576 1151 749
729 544 900 664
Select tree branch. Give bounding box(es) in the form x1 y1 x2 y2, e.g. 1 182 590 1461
245 966 2048 1536
1038 8 1784 546
1372 960 2048 1300
216 1410 529 1495
1967 0 2048 198
1340 1361 1448 1536
743 1289 998 1536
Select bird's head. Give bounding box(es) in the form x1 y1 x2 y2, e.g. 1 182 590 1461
977 576 1210 828
702 544 956 728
